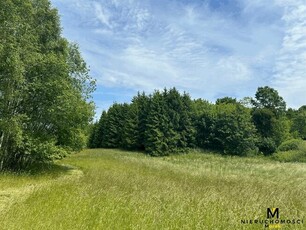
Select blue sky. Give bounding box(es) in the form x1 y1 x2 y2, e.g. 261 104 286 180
50 0 306 117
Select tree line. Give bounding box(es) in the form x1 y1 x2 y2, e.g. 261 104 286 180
89 87 306 157
0 0 95 170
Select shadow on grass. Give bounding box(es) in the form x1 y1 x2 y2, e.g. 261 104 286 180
1 163 76 178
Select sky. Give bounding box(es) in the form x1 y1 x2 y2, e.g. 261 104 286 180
50 0 306 117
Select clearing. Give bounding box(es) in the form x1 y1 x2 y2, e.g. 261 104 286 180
0 149 305 229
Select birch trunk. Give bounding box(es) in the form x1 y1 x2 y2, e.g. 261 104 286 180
0 132 4 149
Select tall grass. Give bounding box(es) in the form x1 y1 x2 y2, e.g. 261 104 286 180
0 149 305 229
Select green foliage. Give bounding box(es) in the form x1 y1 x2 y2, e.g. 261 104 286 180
252 108 275 138
274 150 306 163
87 122 100 148
215 97 237 105
144 90 173 156
252 106 291 154
89 88 195 156
252 86 286 115
143 89 195 155
277 139 302 152
0 0 95 170
121 103 140 150
90 86 305 159
196 103 257 156
291 109 306 139
274 141 306 163
132 92 150 150
271 116 291 145
257 137 277 156
2 136 68 170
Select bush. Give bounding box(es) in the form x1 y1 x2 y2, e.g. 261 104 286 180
273 150 306 163
278 139 302 152
3 137 69 171
258 138 277 156
274 140 306 163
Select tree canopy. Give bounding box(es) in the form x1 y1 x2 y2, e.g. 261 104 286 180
252 86 286 115
0 0 95 170
90 86 303 157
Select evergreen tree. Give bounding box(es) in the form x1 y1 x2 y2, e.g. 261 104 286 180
121 103 139 150
193 100 215 149
102 104 122 148
178 93 196 149
144 92 170 156
88 122 99 148
88 87 297 158
97 111 108 148
132 92 150 150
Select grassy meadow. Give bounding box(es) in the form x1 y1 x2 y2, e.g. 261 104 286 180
0 149 305 229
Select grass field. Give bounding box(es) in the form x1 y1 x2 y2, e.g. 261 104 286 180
0 149 305 230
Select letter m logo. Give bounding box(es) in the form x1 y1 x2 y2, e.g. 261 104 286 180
267 208 279 219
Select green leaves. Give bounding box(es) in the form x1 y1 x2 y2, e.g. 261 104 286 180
252 86 286 116
0 0 95 170
90 88 195 156
195 103 257 156
90 86 305 158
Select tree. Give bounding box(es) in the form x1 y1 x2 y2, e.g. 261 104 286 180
252 86 286 116
144 92 170 156
102 104 125 148
216 97 237 105
0 0 95 170
215 104 257 155
252 108 291 155
195 107 216 150
291 107 306 140
250 87 290 154
178 93 196 149
252 108 275 138
87 122 99 148
88 86 296 158
132 92 150 150
196 104 257 155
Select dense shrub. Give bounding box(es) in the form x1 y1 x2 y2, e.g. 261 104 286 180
274 140 306 163
3 137 68 170
257 138 277 156
278 139 302 152
273 150 306 163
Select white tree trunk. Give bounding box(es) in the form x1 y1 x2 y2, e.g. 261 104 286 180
0 132 4 150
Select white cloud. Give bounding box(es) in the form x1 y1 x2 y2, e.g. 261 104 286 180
273 1 306 108
93 2 112 28
50 0 306 109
